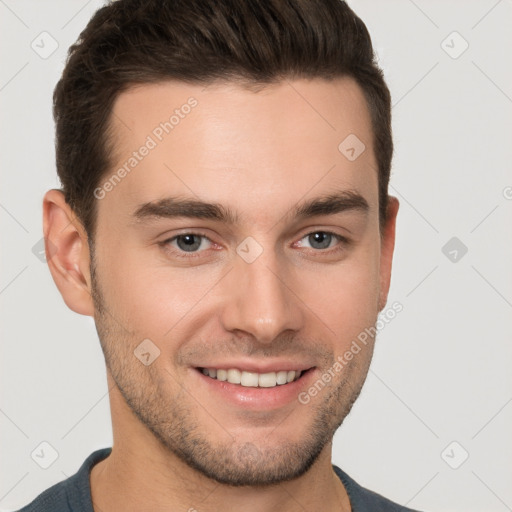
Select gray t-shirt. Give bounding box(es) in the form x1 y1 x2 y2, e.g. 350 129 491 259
17 448 423 511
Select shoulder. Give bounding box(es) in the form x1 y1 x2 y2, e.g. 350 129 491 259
15 481 69 512
333 465 425 512
15 448 112 512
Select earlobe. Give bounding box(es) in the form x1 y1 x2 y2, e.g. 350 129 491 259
378 196 399 312
43 189 95 316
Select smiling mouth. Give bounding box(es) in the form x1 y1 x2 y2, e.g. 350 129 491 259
197 367 313 388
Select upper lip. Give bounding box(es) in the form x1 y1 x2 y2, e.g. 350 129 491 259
194 359 315 374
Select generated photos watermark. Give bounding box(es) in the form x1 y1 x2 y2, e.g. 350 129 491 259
93 97 198 200
298 301 403 405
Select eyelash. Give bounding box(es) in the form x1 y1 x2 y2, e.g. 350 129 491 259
159 230 350 259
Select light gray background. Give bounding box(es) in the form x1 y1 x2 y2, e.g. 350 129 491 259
1 1 511 510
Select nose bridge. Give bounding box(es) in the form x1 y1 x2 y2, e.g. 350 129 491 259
220 244 303 343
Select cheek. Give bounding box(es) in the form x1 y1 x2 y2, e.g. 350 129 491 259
296 248 380 346
99 244 225 337
96 228 381 350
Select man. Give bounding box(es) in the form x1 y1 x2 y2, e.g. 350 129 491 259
18 0 421 510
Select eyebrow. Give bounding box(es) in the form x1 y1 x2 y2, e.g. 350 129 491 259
131 190 369 225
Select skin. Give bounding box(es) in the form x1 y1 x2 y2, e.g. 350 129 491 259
44 77 399 512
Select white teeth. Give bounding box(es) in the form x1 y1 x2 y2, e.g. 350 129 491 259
227 368 241 384
259 372 277 387
201 367 304 387
276 371 288 385
241 371 259 387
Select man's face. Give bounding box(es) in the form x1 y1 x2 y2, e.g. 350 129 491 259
89 78 396 485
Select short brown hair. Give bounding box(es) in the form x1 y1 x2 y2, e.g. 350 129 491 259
53 0 393 242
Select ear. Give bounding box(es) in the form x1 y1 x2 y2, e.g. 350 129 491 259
43 189 95 316
378 196 399 311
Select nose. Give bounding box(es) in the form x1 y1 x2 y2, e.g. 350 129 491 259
220 247 304 344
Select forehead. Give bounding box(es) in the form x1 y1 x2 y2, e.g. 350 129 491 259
111 78 372 151
100 77 377 225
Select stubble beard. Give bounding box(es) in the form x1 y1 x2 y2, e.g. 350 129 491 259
89 254 374 487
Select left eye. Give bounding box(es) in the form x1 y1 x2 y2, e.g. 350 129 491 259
168 234 212 253
298 231 342 250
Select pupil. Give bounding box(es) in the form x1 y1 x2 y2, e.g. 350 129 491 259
177 235 201 252
309 232 331 249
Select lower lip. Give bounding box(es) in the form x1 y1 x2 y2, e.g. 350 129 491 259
194 368 316 411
